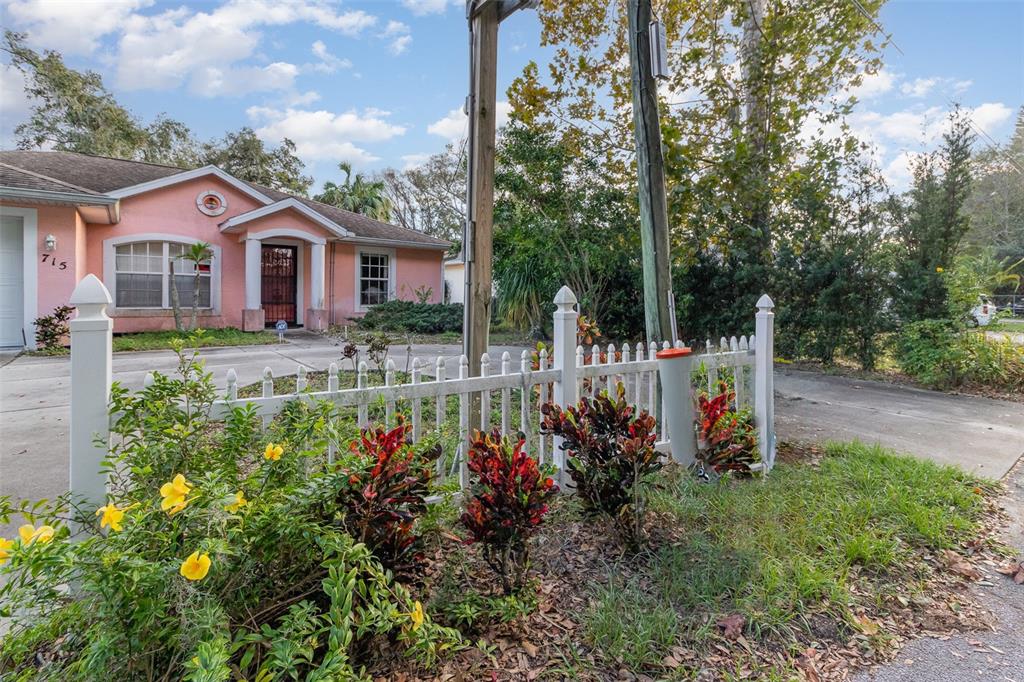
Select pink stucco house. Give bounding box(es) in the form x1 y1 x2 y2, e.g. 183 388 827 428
0 151 449 349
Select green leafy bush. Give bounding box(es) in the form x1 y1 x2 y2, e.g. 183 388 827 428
0 341 460 680
459 430 559 593
339 421 443 574
696 383 758 474
895 319 1024 392
357 300 463 334
32 305 74 352
540 383 659 546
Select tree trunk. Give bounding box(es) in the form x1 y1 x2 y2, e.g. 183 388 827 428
169 261 183 332
191 265 200 331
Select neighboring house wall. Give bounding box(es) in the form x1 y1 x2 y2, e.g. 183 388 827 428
444 261 465 304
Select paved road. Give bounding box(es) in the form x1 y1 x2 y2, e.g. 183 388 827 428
775 368 1023 478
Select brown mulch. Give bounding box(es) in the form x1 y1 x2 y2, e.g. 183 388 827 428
366 476 1011 681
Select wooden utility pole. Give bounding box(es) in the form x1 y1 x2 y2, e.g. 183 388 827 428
626 0 676 344
463 0 499 392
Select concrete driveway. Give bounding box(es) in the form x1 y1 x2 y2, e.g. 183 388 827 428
775 368 1024 479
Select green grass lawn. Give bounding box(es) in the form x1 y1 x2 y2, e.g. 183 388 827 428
110 327 279 352
577 441 993 675
30 327 280 355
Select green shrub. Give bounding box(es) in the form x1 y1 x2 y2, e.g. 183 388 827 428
0 340 460 680
540 383 660 547
357 300 463 334
33 305 74 351
895 318 1024 392
459 430 559 594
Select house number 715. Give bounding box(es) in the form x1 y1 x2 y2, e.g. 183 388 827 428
41 254 68 270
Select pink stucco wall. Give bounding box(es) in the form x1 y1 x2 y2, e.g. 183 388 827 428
2 203 83 323
5 174 445 336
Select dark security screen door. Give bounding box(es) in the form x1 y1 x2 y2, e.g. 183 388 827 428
261 245 297 325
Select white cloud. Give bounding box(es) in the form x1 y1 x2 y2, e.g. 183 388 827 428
4 0 150 55
900 77 939 98
114 0 376 93
401 0 453 16
427 101 512 141
0 64 34 146
380 20 412 55
246 106 406 162
952 80 973 94
389 35 413 55
401 153 431 170
970 102 1014 134
310 40 352 73
846 69 896 100
882 150 924 189
285 90 322 107
191 62 300 97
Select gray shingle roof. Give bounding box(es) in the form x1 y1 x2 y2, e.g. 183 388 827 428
0 150 448 248
0 150 182 193
0 162 105 195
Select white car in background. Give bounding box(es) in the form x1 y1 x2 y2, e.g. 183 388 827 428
970 296 994 326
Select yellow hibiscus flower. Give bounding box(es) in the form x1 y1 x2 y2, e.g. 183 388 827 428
95 503 126 532
179 551 212 581
936 266 944 273
225 490 248 513
18 524 55 546
0 537 13 565
408 600 424 631
160 474 192 515
264 443 284 461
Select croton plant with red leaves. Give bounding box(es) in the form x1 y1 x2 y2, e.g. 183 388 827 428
339 420 442 574
460 430 559 594
540 383 659 546
696 382 758 474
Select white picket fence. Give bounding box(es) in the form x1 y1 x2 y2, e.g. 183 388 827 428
67 277 776 507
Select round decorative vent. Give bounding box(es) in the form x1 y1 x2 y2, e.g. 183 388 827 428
196 190 227 216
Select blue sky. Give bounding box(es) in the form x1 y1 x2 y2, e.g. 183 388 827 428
1 0 1021 191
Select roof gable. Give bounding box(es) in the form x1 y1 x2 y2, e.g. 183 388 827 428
106 165 274 205
219 197 353 239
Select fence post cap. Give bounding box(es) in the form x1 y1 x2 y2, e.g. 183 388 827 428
69 274 112 307
756 294 775 311
553 285 577 307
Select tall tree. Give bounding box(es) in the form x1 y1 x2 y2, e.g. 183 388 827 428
2 31 199 166
963 107 1024 264
314 161 392 220
379 143 466 242
892 110 975 322
203 129 313 196
508 0 890 338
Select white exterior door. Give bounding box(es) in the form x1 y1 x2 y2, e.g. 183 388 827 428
0 215 25 347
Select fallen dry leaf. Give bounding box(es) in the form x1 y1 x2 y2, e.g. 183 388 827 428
942 549 983 580
853 613 880 636
717 614 745 641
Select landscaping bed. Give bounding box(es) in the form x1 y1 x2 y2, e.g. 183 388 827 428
362 441 1007 681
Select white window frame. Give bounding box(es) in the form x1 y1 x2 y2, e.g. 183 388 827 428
103 233 221 314
354 246 396 312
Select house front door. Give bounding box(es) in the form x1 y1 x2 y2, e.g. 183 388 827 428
0 215 24 348
261 245 297 326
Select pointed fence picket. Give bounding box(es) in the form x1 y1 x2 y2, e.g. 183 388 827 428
69 280 775 505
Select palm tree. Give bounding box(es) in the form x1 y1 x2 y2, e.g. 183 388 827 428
314 162 393 221
181 242 214 331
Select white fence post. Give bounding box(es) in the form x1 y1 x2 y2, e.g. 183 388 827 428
69 274 113 509
754 294 776 471
552 286 578 479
